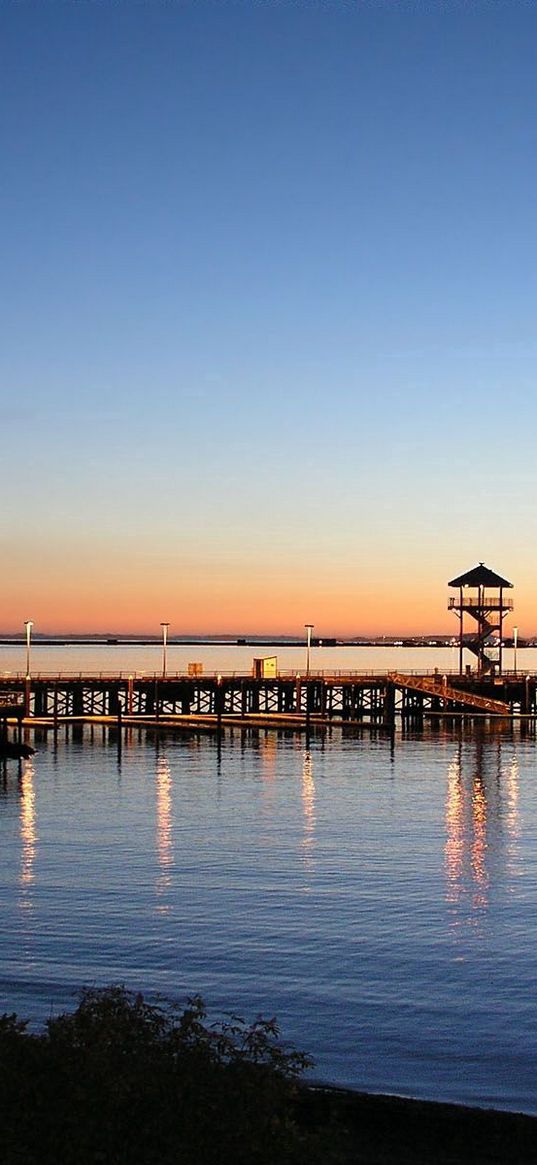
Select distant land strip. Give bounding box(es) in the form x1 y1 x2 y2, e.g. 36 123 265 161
0 635 531 647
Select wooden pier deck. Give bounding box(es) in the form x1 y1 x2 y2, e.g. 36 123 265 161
0 671 534 730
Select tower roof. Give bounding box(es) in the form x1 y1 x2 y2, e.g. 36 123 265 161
448 563 513 589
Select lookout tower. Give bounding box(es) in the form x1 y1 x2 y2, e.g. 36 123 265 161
448 563 513 676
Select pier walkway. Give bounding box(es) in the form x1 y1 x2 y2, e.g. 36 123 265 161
0 672 532 728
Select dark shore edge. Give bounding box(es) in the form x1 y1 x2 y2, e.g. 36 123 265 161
299 1082 537 1163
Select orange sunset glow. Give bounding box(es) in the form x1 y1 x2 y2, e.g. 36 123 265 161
3 553 535 638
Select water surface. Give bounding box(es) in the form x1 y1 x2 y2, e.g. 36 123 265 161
1 641 531 676
2 721 536 1113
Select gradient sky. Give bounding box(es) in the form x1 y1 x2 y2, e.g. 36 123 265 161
2 1 537 635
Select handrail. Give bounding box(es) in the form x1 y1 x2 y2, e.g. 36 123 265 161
448 596 514 610
0 669 536 682
388 673 510 714
0 670 395 680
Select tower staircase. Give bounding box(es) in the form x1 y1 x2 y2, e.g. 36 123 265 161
448 563 513 676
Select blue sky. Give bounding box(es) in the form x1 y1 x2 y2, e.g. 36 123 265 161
2 1 537 633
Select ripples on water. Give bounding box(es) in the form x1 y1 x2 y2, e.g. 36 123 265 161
1 724 537 1113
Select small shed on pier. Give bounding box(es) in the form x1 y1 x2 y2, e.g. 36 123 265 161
252 657 278 679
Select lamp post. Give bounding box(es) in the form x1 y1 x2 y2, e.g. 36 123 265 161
24 620 33 679
305 624 314 680
513 626 518 676
216 673 223 738
160 622 170 679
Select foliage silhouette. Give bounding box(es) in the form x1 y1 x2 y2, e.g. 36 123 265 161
0 986 325 1165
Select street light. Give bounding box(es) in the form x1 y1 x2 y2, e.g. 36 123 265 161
305 624 314 680
160 622 170 679
513 626 518 675
24 620 33 679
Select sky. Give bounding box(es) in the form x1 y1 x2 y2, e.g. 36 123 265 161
2 0 537 636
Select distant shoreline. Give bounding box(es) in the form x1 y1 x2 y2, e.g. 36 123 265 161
0 637 530 648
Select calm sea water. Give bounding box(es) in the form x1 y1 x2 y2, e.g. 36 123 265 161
2 641 532 677
1 646 537 1113
1 640 533 680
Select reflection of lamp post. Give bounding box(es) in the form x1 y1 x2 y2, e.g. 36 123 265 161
24 620 33 679
513 626 518 675
305 624 314 680
160 622 170 679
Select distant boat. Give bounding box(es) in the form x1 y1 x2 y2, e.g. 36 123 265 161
0 741 35 760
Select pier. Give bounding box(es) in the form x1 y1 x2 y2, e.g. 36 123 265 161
0 553 531 736
0 670 535 732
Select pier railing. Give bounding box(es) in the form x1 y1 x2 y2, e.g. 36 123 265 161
448 596 514 610
0 668 533 681
0 669 394 682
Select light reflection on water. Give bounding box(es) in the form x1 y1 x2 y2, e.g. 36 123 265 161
444 736 522 928
301 750 316 878
156 753 173 912
1 724 537 1114
19 758 37 901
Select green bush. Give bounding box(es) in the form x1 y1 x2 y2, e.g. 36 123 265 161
0 987 322 1164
